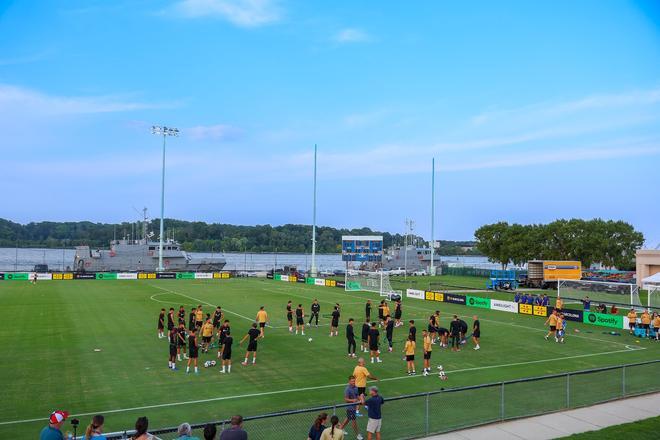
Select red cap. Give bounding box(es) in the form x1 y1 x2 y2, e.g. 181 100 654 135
49 411 69 424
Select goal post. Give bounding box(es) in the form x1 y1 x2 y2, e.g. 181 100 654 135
645 284 660 310
345 270 402 299
557 279 642 308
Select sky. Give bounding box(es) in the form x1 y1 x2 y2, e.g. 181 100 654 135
1 0 659 246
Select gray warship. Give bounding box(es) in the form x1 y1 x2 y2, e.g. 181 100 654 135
73 210 226 272
382 245 442 272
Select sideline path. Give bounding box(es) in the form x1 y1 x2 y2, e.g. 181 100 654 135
423 392 660 440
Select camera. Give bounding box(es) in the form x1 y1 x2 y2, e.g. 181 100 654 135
71 418 80 427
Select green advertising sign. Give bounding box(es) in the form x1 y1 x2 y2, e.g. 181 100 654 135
466 295 491 309
5 273 29 280
346 281 361 291
95 273 117 280
583 312 623 329
274 274 281 281
176 272 195 280
306 277 315 285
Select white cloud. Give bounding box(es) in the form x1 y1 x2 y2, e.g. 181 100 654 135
187 124 243 141
174 0 281 27
0 84 171 115
333 28 371 43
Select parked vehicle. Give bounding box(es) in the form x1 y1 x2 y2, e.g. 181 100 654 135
524 260 582 289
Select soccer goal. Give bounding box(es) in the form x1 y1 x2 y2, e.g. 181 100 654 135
345 270 402 299
645 284 660 310
557 279 642 308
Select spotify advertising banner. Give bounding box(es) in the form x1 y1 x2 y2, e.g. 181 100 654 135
583 312 623 329
466 295 490 309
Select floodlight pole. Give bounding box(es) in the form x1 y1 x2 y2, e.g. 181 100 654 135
151 125 179 272
430 158 436 275
311 144 318 277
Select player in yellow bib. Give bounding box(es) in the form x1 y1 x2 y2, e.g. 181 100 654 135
256 306 269 337
626 309 637 334
422 330 432 376
403 335 416 376
201 318 214 353
544 310 558 341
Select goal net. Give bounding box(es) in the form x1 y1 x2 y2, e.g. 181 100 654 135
345 270 402 298
557 279 642 308
645 284 660 310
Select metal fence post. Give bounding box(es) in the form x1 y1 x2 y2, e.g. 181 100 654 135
622 366 626 397
425 393 430 435
332 405 336 416
500 382 505 420
566 373 570 409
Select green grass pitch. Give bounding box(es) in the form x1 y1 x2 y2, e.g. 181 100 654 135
0 276 658 438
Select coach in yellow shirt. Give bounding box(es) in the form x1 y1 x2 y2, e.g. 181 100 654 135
352 358 377 416
627 309 637 334
256 306 268 337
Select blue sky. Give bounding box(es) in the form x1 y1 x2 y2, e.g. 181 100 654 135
1 0 659 245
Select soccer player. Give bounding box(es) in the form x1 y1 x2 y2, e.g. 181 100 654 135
653 312 660 341
346 318 357 358
186 329 199 374
458 318 468 344
158 309 166 339
382 301 391 323
449 315 461 352
340 376 363 440
220 330 233 373
384 316 394 352
188 307 196 331
422 329 432 376
352 358 378 415
167 307 175 332
256 306 268 337
201 318 214 353
177 322 188 361
408 320 417 342
240 323 262 366
555 297 563 312
296 304 305 335
361 319 370 353
309 299 321 327
428 313 438 344
168 325 178 370
330 305 340 337
31 272 37 284
437 327 449 348
393 300 402 327
212 306 223 330
217 319 230 359
581 296 591 312
403 335 416 375
365 300 372 323
557 314 566 343
627 308 638 334
472 315 481 350
286 301 294 333
377 301 385 327
178 305 186 325
544 309 558 341
368 322 381 363
195 305 204 329
641 310 652 337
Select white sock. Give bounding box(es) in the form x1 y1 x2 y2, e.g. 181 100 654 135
221 366 225 372
194 367 198 373
228 365 231 373
186 366 190 372
252 358 256 364
244 358 248 363
371 357 374 363
302 331 305 335
377 357 381 361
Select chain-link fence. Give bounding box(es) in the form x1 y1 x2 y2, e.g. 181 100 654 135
98 360 659 440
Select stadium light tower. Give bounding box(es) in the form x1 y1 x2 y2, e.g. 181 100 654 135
151 125 179 272
310 144 318 277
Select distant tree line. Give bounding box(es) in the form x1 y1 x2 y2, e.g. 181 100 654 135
0 218 478 255
474 219 644 270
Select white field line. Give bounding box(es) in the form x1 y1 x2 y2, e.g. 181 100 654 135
267 284 639 348
150 285 263 327
0 346 644 426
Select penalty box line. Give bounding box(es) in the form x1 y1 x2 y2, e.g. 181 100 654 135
0 346 644 427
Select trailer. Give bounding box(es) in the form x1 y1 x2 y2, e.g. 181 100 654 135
525 260 581 289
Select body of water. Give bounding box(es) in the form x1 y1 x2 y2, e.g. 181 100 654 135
0 247 498 272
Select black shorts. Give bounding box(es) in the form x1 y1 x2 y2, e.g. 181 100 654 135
247 341 257 352
394 312 402 319
189 349 198 359
296 317 304 325
642 323 650 329
629 322 636 329
222 351 232 360
438 328 448 336
428 325 436 333
287 313 293 321
259 322 266 328
406 355 415 361
196 321 203 328
158 323 165 330
423 351 431 360
169 345 177 356
369 343 379 351
332 320 339 327
358 387 366 396
473 330 480 338
167 323 174 330
550 326 556 331
203 336 211 343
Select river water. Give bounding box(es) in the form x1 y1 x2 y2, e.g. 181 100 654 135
0 247 497 272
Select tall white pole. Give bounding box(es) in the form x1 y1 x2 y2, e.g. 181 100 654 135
158 133 166 272
430 158 435 275
311 144 318 277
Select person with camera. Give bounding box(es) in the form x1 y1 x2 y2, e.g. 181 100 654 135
83 415 107 439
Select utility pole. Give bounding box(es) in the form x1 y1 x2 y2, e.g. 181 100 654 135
430 158 436 275
310 144 318 277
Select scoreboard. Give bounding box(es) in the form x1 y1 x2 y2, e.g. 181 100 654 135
341 235 383 262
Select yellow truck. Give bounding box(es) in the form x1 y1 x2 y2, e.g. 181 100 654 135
525 260 582 289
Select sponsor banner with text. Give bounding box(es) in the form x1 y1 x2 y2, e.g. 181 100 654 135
547 307 583 322
583 312 623 329
466 295 490 309
176 273 195 280
0 273 4 280
266 273 274 279
406 289 424 300
74 273 96 279
280 275 289 282
194 273 213 279
156 272 177 279
51 273 74 280
117 273 138 280
425 291 435 301
491 299 518 313
139 273 157 279
325 279 336 287
533 306 548 317
335 280 346 288
434 292 445 302
296 276 306 283
95 273 117 280
314 278 326 286
34 273 53 280
289 276 297 282
519 304 533 315
444 293 466 305
5 273 29 280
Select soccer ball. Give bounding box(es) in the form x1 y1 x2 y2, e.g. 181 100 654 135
308 338 313 342
437 365 448 380
204 360 217 368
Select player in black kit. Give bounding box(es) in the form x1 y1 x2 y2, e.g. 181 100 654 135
330 305 340 337
188 307 196 331
178 306 186 325
167 308 175 332
385 315 395 352
309 299 320 327
295 304 305 335
240 323 262 366
217 320 230 358
368 322 382 363
168 326 178 370
220 331 233 373
394 299 403 327
158 308 166 339
365 300 372 322
186 329 199 374
346 318 357 358
286 301 294 333
361 319 370 353
408 320 417 342
213 306 223 330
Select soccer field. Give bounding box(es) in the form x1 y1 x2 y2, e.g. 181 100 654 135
1 277 658 438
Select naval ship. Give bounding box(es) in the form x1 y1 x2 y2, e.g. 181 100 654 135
382 245 442 271
73 210 226 272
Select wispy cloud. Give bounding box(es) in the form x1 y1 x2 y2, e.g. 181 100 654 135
173 0 281 27
0 84 173 115
187 124 243 141
333 28 371 44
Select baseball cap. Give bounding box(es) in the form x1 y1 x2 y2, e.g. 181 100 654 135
49 410 69 424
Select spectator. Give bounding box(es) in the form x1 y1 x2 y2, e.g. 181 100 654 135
132 417 151 440
653 312 660 341
176 422 200 439
541 294 549 307
40 410 69 440
307 413 328 440
220 415 247 440
610 304 619 315
320 415 344 440
340 376 363 440
581 296 591 311
204 423 217 440
365 386 384 440
84 415 107 439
